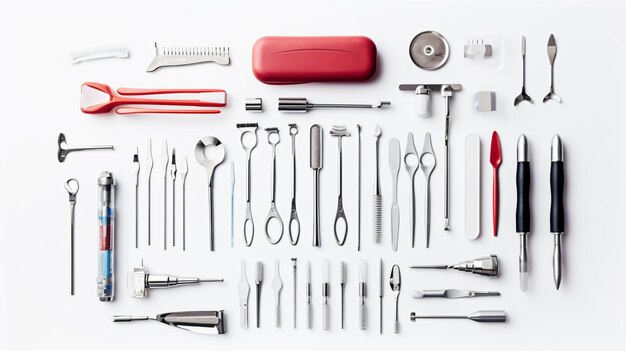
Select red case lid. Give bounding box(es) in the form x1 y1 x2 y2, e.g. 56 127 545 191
252 36 377 85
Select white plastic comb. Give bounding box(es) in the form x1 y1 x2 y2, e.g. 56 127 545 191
70 44 129 64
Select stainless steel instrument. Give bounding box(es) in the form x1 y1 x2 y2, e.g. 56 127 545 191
272 260 283 327
145 138 154 246
169 148 177 247
180 156 188 250
544 35 562 103
161 140 169 250
279 97 390 113
264 128 284 244
551 134 565 289
238 123 258 247
230 162 235 248
514 36 533 105
340 261 346 329
127 261 222 298
389 138 401 252
133 148 139 248
331 126 350 246
410 255 499 277
399 84 462 231
410 310 506 323
389 265 401 333
516 134 530 291
65 178 79 295
322 259 330 330
359 259 367 330
310 125 323 247
57 132 113 163
113 310 226 334
255 262 264 328
379 259 383 334
420 133 436 248
238 260 250 328
194 136 225 251
288 124 301 245
357 124 362 251
146 42 230 72
306 260 312 329
291 258 297 329
373 125 382 244
404 133 419 248
411 289 500 299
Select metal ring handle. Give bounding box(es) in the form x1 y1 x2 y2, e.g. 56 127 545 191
288 203 300 245
244 202 254 247
333 196 348 246
265 203 284 244
65 178 79 196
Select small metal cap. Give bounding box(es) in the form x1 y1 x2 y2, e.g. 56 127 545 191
551 134 563 162
245 98 263 112
409 31 450 70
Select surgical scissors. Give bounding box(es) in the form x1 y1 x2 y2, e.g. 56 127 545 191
265 128 284 244
288 124 300 245
65 178 79 295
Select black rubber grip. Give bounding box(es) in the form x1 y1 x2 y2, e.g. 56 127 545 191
516 162 530 233
550 161 565 232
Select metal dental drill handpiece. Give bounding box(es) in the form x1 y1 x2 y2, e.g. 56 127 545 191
264 128 284 244
237 123 258 246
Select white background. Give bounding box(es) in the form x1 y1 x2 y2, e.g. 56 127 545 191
1 0 625 350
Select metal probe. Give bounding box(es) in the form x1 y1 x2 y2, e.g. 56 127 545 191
133 148 139 248
410 310 506 323
379 259 383 334
128 261 223 298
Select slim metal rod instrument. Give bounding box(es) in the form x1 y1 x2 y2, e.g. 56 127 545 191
289 124 301 245
291 258 297 329
180 157 188 250
357 124 362 251
145 139 153 246
339 261 346 329
310 125 323 247
65 179 79 295
373 125 382 244
410 310 506 323
255 262 264 328
161 140 169 250
306 260 312 329
238 260 250 328
410 255 499 277
379 258 383 334
322 259 330 330
516 135 530 291
169 148 177 247
133 148 139 248
230 162 235 248
551 134 565 289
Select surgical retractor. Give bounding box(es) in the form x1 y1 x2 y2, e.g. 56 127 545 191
169 148 177 247
255 262 264 328
133 148 139 248
238 123 258 247
404 133 419 248
331 126 350 246
359 259 367 330
339 261 346 329
161 140 168 250
272 260 283 327
145 138 153 246
516 134 531 291
265 128 284 244
310 125 323 247
127 261 222 298
113 311 226 335
551 134 565 289
399 84 462 231
194 136 225 251
65 179 79 295
238 260 250 328
373 125 382 244
180 156 188 250
420 132 436 248
389 138 401 251
410 255 499 277
322 259 330 330
288 124 301 245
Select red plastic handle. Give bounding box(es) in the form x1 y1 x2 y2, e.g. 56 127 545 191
116 107 221 115
492 168 499 237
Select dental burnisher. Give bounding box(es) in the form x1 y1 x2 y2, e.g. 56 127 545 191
551 135 565 289
516 135 530 291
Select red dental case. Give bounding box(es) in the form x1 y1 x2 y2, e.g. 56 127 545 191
252 36 378 85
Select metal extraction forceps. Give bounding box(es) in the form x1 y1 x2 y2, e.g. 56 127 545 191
288 124 301 245
65 179 79 295
331 126 350 246
420 133 436 248
238 123 258 246
264 128 284 244
195 136 225 251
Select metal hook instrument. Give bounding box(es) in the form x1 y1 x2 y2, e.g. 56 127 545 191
331 126 350 246
264 128 284 244
288 124 300 245
238 123 258 246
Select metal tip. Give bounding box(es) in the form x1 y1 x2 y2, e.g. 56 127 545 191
517 134 529 162
520 272 528 292
551 134 563 162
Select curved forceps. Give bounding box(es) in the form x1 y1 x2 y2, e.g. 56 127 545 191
264 128 284 244
288 124 300 245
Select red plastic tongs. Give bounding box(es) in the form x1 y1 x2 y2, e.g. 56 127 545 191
80 82 226 115
490 131 502 236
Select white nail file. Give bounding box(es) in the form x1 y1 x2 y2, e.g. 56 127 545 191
465 134 480 240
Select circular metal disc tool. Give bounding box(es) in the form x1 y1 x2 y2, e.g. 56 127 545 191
409 31 450 70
